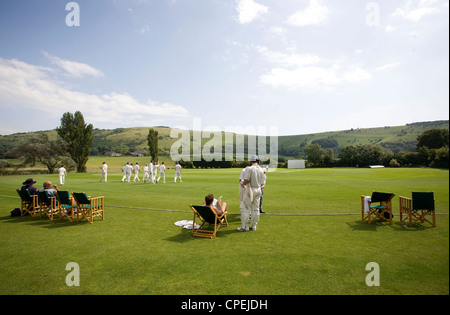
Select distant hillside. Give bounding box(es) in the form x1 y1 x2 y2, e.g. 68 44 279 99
0 120 448 159
278 120 449 158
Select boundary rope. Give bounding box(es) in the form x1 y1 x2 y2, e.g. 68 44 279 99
2 195 448 217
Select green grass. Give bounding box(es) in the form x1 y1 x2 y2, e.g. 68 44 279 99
0 167 448 295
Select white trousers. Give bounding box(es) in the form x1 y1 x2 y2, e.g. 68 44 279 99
122 173 131 182
59 175 65 185
240 186 261 229
133 171 140 181
174 172 182 182
100 172 107 183
157 172 165 183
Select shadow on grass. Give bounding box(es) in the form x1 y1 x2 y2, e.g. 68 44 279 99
346 219 435 232
165 214 242 243
0 214 100 228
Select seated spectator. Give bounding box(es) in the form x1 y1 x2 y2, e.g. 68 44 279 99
21 178 38 195
202 193 227 216
39 181 60 197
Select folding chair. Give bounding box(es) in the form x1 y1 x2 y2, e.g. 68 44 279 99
399 192 436 227
190 204 229 238
56 191 77 222
16 189 40 217
72 192 104 224
362 192 395 224
38 190 58 220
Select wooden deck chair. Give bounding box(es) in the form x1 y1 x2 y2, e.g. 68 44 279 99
38 190 58 220
16 189 40 217
56 191 77 222
72 192 104 224
190 204 229 239
399 192 436 227
363 192 395 224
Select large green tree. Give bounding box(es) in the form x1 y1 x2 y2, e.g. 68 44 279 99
56 111 94 173
147 128 159 161
417 128 449 150
9 134 76 174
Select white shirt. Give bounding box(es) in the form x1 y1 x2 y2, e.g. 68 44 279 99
244 164 264 189
159 164 165 173
175 164 182 173
134 164 140 172
58 167 66 176
102 164 108 173
123 164 132 174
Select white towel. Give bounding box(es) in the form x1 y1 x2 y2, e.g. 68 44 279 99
364 196 371 213
174 220 200 230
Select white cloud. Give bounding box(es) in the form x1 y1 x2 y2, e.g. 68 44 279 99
376 62 402 71
139 24 150 34
0 57 188 126
42 51 104 78
256 47 372 92
236 0 268 24
256 46 321 67
286 0 330 27
392 0 441 21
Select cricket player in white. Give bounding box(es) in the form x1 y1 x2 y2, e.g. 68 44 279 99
100 162 108 183
174 161 182 183
157 162 166 183
237 155 265 231
143 163 150 183
133 163 140 182
121 162 132 183
151 161 159 184
58 165 67 185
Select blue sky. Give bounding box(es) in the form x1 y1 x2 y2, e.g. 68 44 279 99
0 0 448 136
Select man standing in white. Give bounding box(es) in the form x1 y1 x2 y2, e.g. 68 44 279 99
157 162 166 183
149 160 154 183
100 161 108 183
151 160 159 184
143 163 150 183
58 165 67 185
133 163 140 182
121 162 132 183
237 155 265 232
174 161 182 183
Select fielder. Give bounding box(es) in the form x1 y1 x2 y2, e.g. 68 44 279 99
133 162 140 182
58 165 67 185
151 160 159 184
157 162 166 183
237 155 265 232
143 163 150 183
121 162 132 183
174 161 182 183
100 161 108 183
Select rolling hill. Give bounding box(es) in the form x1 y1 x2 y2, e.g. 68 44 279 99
1 120 448 160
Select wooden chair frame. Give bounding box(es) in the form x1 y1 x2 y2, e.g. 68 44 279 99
72 192 104 224
16 189 40 217
190 204 229 239
56 191 77 222
38 190 58 220
399 192 436 227
361 192 395 225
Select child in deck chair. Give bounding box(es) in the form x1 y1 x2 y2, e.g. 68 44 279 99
203 194 227 216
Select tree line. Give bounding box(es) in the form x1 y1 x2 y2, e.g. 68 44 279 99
3 111 449 173
304 128 449 168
